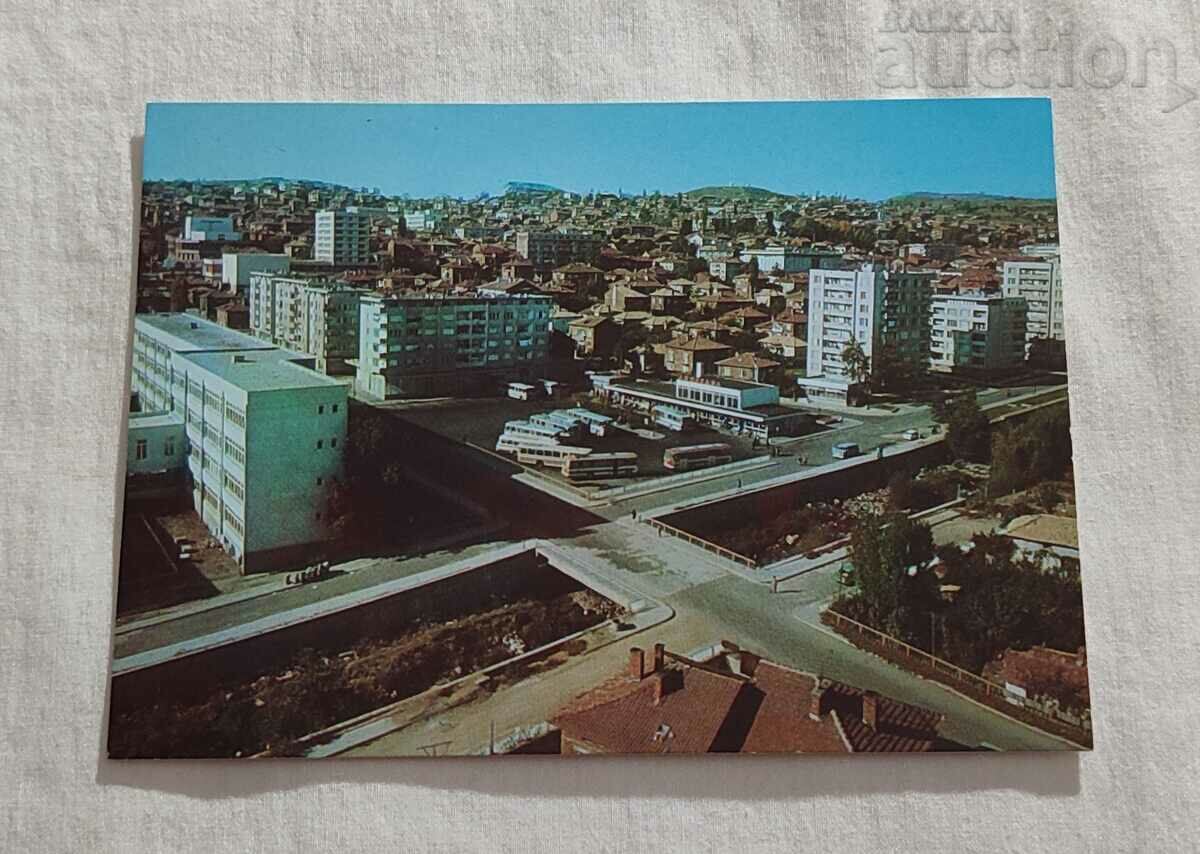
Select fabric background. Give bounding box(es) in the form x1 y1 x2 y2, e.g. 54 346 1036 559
2 1 1198 851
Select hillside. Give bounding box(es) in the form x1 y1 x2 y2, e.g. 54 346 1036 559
889 191 1056 203
683 185 788 201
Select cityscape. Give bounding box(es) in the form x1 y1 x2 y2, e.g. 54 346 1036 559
109 99 1090 758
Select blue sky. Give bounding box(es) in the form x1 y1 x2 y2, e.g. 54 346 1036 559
143 99 1056 200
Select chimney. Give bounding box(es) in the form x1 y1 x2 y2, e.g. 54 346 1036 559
652 672 666 705
862 690 879 730
628 647 646 680
652 643 665 674
808 677 832 721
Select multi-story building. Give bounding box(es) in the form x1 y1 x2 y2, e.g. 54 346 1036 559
130 314 347 572
355 292 553 399
799 264 933 403
221 252 291 293
404 210 444 233
515 228 604 270
248 273 366 375
929 292 1027 374
314 209 370 264
1002 247 1063 343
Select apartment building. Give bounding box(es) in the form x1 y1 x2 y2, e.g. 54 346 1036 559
1002 246 1063 343
314 209 370 264
130 313 347 572
515 228 604 270
355 292 553 399
799 264 933 403
248 273 366 375
930 291 1027 374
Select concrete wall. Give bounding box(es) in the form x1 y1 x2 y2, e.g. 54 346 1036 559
660 441 950 536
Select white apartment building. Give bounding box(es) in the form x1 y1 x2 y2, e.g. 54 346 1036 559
314 209 370 264
356 292 552 399
930 292 1027 374
1002 246 1063 343
221 252 291 293
404 210 444 233
183 215 240 241
247 273 366 375
130 314 348 572
799 264 934 403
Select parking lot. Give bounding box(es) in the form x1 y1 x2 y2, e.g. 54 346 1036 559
385 395 771 487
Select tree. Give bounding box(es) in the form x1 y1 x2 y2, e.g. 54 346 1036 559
847 512 935 635
841 337 871 388
989 405 1072 495
945 393 991 463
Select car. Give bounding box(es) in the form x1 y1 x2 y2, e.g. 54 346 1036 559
902 428 921 440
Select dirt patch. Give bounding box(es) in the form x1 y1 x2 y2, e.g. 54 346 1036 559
108 589 623 758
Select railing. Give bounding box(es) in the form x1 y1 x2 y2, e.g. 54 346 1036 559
822 608 1092 746
645 516 757 568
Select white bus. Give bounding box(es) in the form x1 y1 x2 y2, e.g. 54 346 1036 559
653 407 695 433
562 452 639 481
832 442 861 460
495 432 560 455
564 407 614 437
530 411 585 438
516 444 592 467
663 443 733 471
503 419 565 441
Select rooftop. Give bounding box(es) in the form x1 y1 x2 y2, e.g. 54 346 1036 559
135 313 278 354
550 645 943 754
180 349 345 393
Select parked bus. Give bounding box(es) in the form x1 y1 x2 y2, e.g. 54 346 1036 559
516 444 592 467
503 419 565 441
831 442 861 460
562 452 639 481
529 411 585 438
663 443 733 471
495 432 560 455
653 407 695 433
564 407 614 437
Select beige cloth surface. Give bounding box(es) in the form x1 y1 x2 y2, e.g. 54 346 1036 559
2 1 1198 851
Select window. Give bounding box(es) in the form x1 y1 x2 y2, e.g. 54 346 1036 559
135 439 147 461
330 438 337 448
164 437 175 457
332 404 339 413
318 404 325 414
316 439 323 449
316 476 323 486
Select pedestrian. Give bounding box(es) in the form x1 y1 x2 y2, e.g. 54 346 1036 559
737 478 742 489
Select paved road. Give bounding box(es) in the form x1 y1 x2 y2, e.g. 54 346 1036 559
347 518 1069 755
598 383 1067 519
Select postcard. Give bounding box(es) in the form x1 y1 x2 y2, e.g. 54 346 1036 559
110 99 1089 757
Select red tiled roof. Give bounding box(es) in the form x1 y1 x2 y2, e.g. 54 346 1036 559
552 664 747 754
551 648 944 755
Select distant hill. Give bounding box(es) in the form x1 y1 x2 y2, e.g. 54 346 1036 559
683 185 788 201
503 181 566 195
889 191 1056 203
